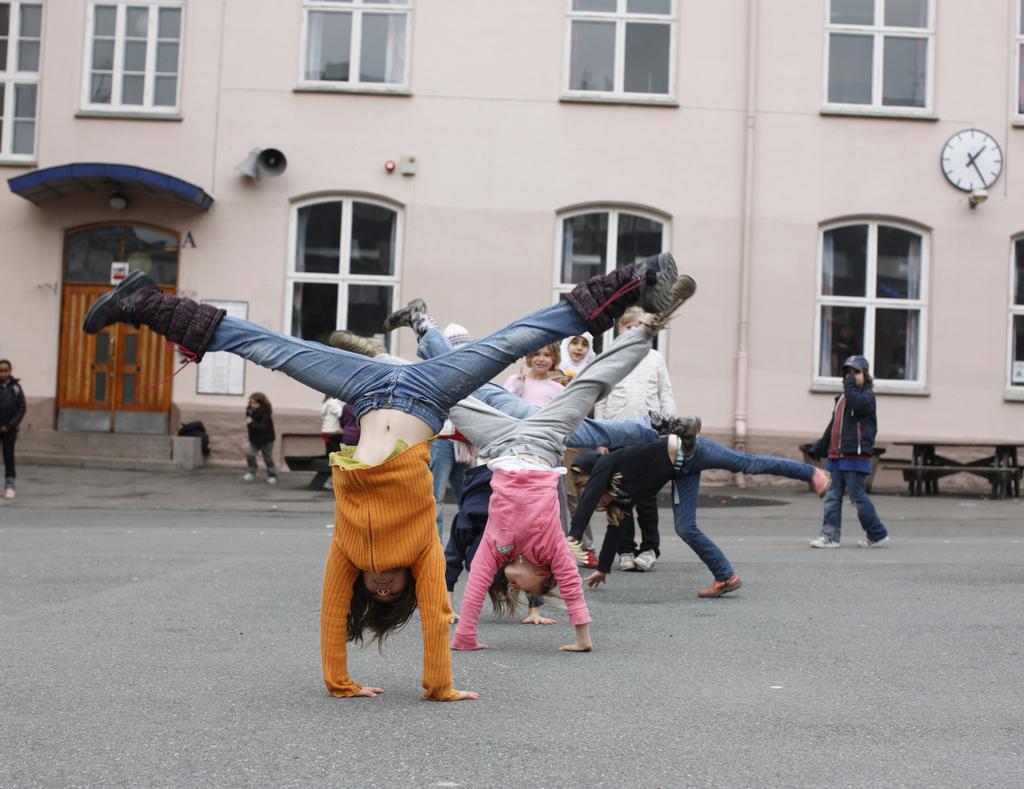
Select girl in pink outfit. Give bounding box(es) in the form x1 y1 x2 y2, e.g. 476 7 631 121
502 343 564 407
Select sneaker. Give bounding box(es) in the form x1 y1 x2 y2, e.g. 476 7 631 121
633 549 657 572
584 550 598 569
809 536 840 549
383 298 428 333
267 476 277 485
618 553 637 572
82 270 158 333
243 472 255 482
635 253 680 314
566 537 588 566
4 488 14 499
858 535 890 548
812 468 830 498
698 574 742 598
328 330 387 357
641 274 698 332
648 411 702 455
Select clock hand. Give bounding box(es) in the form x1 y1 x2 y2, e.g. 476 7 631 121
966 146 986 167
970 159 987 184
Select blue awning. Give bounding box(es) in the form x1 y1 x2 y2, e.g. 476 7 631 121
7 163 214 211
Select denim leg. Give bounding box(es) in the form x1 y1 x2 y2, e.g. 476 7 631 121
846 472 888 541
429 440 455 538
821 471 846 542
678 438 816 482
245 443 259 473
261 442 277 477
672 473 735 581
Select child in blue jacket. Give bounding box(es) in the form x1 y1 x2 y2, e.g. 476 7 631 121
807 355 889 548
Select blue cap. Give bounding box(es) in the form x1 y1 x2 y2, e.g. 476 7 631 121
842 355 870 373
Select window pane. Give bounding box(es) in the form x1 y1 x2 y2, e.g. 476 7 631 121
94 372 107 403
125 7 148 37
831 0 874 24
359 13 406 84
121 373 136 405
820 306 865 377
95 6 116 36
0 41 7 72
562 213 608 283
123 333 138 365
95 332 110 365
124 40 147 71
627 0 672 13
19 3 41 36
91 73 113 103
1016 241 1024 305
306 11 351 81
346 284 392 346
350 202 396 276
884 0 927 28
12 119 33 153
122 74 144 104
93 39 115 70
882 36 927 107
296 203 341 274
125 226 179 286
1013 316 1024 385
0 4 8 36
822 225 867 297
828 33 873 104
13 82 35 115
876 226 921 299
158 7 181 38
156 41 178 72
17 40 39 71
624 23 670 94
154 75 176 106
569 21 615 91
291 282 338 344
573 0 617 11
616 213 663 265
1019 44 1024 115
67 226 121 283
874 308 919 380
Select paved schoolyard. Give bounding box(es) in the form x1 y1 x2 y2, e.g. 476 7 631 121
1 465 1022 788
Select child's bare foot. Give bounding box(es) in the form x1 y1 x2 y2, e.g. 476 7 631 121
559 643 593 652
454 690 479 700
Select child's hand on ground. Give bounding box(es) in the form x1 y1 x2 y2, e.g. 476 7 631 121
586 571 608 587
354 686 384 698
449 611 460 624
521 608 557 625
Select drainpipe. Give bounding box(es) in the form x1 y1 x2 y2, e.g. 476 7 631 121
733 0 759 465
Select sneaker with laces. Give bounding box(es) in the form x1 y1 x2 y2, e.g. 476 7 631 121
857 535 890 548
4 488 14 499
328 330 387 357
809 535 840 549
243 472 255 482
633 549 657 572
618 553 637 572
698 574 742 598
641 275 697 332
648 411 702 454
383 298 429 334
566 537 588 566
82 270 159 333
267 476 277 485
635 253 680 314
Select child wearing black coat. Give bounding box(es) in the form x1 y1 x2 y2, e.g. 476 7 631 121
244 392 277 484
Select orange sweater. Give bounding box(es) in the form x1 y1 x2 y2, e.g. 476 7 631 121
320 441 459 701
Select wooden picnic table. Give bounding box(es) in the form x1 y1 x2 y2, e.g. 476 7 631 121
886 440 1023 499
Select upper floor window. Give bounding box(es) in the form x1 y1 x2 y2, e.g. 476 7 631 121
0 1 42 161
824 0 933 114
816 221 928 391
300 0 411 92
288 197 401 349
555 206 669 351
1010 240 1024 393
564 0 676 102
82 1 183 114
1017 1 1024 119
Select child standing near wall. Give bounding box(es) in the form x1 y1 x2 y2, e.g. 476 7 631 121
0 359 26 500
503 343 565 407
807 355 889 548
244 392 277 484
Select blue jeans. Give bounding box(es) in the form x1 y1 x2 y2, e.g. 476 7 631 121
673 438 816 581
821 471 887 543
430 439 467 539
206 301 587 434
417 327 658 449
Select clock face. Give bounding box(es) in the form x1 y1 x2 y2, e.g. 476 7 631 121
941 128 1003 192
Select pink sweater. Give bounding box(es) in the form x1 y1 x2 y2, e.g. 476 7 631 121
502 374 564 408
451 467 590 650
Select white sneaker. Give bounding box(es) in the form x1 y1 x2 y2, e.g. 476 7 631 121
618 553 637 572
243 472 255 482
4 488 14 499
633 549 657 572
809 536 840 548
858 535 890 548
266 476 277 485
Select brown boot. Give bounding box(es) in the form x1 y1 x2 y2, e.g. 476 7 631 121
698 574 742 598
327 330 387 357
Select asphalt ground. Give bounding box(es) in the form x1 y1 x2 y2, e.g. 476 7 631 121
1 465 1022 788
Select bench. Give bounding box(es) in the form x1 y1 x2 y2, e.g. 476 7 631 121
281 433 332 491
798 444 886 493
884 441 1023 498
888 464 1022 498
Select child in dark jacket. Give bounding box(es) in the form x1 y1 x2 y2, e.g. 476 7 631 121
244 392 277 484
807 355 889 548
0 359 26 499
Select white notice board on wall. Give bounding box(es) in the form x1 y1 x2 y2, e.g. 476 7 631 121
197 300 248 395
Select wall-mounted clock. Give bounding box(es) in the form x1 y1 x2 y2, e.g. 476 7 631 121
940 128 1003 192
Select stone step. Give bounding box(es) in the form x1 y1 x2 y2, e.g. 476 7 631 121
19 452 183 473
17 430 203 471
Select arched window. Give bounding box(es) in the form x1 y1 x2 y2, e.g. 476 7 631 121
816 220 928 388
287 197 401 348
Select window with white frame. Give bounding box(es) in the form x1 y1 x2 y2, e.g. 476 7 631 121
564 0 675 100
1009 240 1024 390
0 1 42 160
824 0 932 112
301 0 411 90
83 2 182 113
1017 0 1024 118
555 207 669 351
289 198 400 349
816 221 927 388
